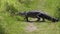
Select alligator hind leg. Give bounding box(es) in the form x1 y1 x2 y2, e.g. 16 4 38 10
42 18 45 22
37 18 40 21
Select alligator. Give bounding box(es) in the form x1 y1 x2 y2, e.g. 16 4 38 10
17 10 59 22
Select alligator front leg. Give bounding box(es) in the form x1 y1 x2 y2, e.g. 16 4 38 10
25 16 29 22
36 16 40 21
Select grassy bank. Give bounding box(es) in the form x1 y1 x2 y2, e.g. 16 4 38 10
0 0 60 34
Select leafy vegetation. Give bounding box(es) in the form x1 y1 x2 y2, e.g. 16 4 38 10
0 0 60 34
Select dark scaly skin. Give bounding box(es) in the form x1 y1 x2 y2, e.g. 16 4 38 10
17 10 58 22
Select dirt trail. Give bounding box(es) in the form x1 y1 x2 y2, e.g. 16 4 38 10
25 22 37 32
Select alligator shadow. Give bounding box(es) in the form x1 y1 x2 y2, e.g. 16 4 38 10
17 19 57 23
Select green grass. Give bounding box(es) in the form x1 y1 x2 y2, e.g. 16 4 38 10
0 0 60 34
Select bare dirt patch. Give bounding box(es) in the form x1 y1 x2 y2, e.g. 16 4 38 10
25 23 37 32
